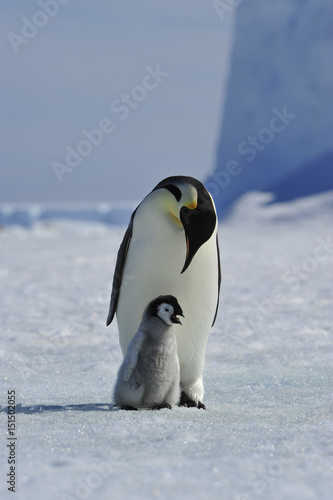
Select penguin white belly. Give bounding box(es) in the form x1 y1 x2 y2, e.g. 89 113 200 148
116 198 219 402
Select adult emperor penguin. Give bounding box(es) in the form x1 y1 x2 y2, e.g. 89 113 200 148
107 175 221 409
114 295 183 410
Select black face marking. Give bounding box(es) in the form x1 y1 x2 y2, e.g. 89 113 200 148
180 186 216 273
146 295 184 319
161 184 182 202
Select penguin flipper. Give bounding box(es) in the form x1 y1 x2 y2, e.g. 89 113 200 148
123 330 146 382
106 208 138 326
211 233 222 327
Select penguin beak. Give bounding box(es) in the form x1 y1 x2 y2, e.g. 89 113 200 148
170 313 184 325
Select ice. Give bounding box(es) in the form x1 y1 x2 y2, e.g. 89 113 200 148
0 203 137 228
207 0 333 213
1 193 332 499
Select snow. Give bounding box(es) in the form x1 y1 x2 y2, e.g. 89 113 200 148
1 192 333 500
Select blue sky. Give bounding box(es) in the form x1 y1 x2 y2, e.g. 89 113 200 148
1 0 233 203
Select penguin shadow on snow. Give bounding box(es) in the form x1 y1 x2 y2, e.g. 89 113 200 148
1 401 203 415
0 403 120 414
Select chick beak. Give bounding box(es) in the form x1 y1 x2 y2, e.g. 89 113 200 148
170 313 184 325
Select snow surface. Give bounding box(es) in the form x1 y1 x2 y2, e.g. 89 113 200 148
1 192 333 500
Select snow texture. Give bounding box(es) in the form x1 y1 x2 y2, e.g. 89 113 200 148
207 0 333 213
1 192 333 500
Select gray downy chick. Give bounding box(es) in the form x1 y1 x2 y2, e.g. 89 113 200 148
113 295 183 410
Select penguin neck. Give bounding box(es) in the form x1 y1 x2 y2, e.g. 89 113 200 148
142 316 175 342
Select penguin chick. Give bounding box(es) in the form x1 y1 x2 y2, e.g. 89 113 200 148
113 295 183 410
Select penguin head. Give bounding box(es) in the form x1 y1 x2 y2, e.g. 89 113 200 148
152 176 217 273
146 295 184 326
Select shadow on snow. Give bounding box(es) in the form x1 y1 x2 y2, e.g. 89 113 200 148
1 403 117 414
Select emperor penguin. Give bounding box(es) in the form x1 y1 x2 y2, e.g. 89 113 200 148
114 295 183 410
107 175 221 409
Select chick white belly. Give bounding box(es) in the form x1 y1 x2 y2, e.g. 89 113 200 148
116 221 218 388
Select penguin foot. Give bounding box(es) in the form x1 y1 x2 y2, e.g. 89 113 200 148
197 400 206 410
150 403 172 410
120 405 138 411
179 391 206 410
